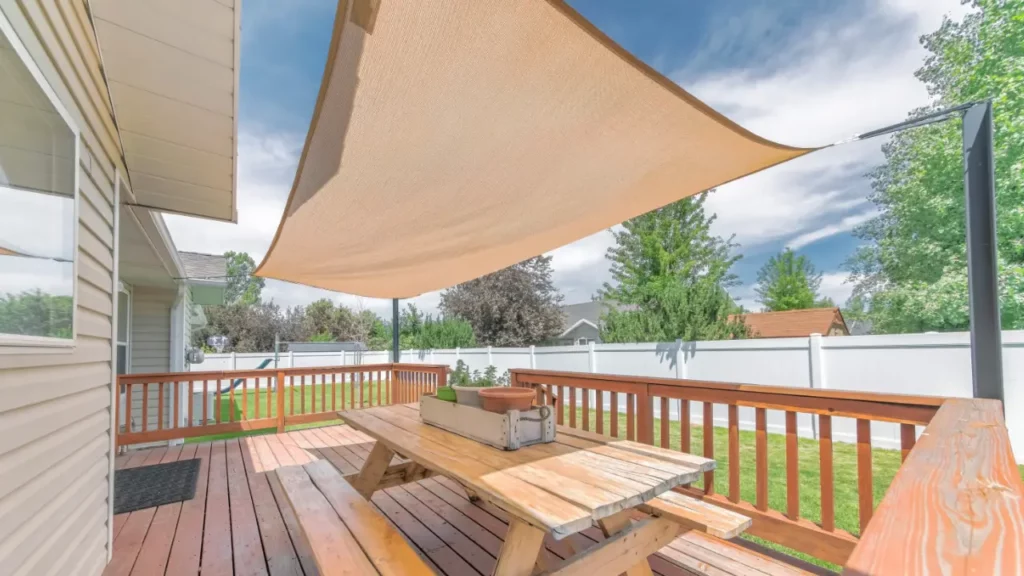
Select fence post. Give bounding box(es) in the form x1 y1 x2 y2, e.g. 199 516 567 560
340 349 346 367
588 341 597 373
529 345 536 369
288 350 294 369
276 371 286 433
487 346 493 367
675 339 685 379
456 347 460 362
809 333 825 440
430 349 436 364
230 351 237 371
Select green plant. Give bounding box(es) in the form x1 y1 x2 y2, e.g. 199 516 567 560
449 360 510 387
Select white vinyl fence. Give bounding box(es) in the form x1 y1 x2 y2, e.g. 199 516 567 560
192 331 1024 462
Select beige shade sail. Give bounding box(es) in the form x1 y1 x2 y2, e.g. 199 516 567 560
255 0 814 298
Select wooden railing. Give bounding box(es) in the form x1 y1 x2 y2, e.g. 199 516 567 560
511 368 953 566
116 363 447 447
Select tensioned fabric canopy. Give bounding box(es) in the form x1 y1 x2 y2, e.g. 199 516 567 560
255 0 814 298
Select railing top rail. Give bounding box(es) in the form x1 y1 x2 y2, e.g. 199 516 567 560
510 368 948 408
119 362 449 384
844 398 1024 573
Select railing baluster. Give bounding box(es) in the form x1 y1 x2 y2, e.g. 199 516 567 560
820 414 835 531
626 393 635 441
660 397 670 448
558 385 566 425
582 388 590 431
703 402 714 494
173 381 180 429
322 373 327 411
158 382 165 430
331 373 337 411
728 404 739 503
125 383 133 433
300 374 306 414
142 382 149 432
377 371 382 406
216 377 223 423
900 423 916 462
596 390 604 435
202 380 208 424
255 377 261 419
277 372 286 433
610 391 618 438
267 376 273 418
229 377 235 422
755 407 768 511
857 419 873 533
242 377 248 420
569 387 577 428
680 399 691 454
786 411 799 520
360 371 365 408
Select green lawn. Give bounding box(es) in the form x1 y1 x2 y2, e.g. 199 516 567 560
184 381 387 443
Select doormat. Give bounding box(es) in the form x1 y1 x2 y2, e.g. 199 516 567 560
114 458 200 515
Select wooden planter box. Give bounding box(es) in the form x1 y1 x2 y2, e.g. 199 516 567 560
419 394 555 450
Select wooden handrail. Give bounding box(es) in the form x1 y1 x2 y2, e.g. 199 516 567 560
844 398 1024 574
116 363 447 446
509 368 957 566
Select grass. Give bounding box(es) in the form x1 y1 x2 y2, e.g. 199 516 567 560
184 381 386 443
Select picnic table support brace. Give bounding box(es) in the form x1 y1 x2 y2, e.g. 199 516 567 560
350 441 395 499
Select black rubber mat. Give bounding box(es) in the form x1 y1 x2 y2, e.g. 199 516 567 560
114 458 200 515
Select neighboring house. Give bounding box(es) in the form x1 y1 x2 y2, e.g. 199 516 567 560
0 1 240 573
731 307 850 338
555 300 633 345
848 318 873 336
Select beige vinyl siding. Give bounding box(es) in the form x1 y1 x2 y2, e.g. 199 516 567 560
127 286 174 431
0 0 126 574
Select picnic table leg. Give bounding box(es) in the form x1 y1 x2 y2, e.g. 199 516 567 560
350 442 396 499
495 519 546 576
597 511 654 576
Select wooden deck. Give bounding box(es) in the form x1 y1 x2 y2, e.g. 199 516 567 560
107 424 828 576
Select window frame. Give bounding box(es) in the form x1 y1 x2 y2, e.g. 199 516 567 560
116 283 131 373
0 9 81 348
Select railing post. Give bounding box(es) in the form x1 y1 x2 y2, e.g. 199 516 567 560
276 371 286 433
437 365 447 388
637 385 654 445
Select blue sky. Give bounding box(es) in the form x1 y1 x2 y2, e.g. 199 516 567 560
166 0 967 316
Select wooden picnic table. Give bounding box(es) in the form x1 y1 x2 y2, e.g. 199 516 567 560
340 403 748 576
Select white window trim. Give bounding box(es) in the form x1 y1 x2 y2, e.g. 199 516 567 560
117 282 132 373
0 9 81 348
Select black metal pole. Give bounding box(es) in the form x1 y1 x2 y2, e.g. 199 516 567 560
962 101 1003 402
392 298 400 364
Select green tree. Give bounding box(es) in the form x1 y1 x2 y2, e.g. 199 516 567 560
755 249 832 311
224 251 265 305
440 256 564 346
0 290 73 339
599 192 747 342
846 0 1024 333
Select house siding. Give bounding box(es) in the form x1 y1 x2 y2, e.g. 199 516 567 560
128 286 175 431
0 0 125 573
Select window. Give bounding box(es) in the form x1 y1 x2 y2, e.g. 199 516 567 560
0 14 79 346
577 337 590 346
117 286 130 374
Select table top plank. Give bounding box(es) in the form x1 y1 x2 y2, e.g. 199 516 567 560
341 407 594 538
340 403 715 540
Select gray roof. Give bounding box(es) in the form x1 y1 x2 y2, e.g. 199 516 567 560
179 251 228 281
561 300 632 330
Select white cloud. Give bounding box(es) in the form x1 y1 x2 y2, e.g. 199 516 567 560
819 272 856 306
786 209 878 250
688 0 966 252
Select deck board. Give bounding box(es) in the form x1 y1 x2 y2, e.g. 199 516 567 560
108 424 812 576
